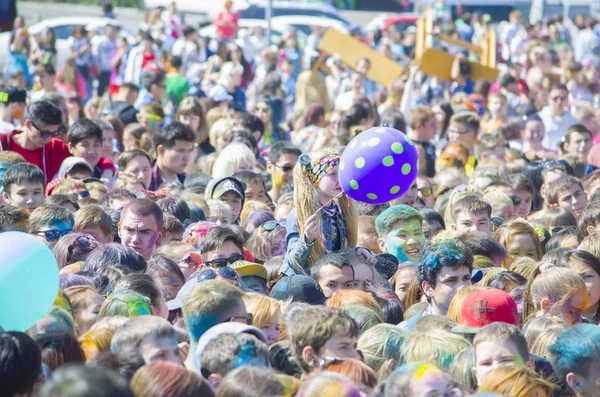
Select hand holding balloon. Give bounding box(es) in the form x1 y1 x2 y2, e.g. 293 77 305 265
339 126 419 204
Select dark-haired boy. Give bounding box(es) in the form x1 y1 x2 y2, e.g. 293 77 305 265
149 121 196 191
546 175 588 221
2 163 45 212
66 119 116 183
311 252 355 298
0 100 70 180
28 205 75 249
200 226 245 266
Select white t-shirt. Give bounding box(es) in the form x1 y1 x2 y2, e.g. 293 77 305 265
0 120 15 134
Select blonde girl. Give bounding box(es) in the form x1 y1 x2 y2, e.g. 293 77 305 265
211 142 255 179
494 219 543 269
523 266 588 326
243 293 283 346
281 148 373 275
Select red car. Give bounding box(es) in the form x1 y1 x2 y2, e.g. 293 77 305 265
367 13 419 33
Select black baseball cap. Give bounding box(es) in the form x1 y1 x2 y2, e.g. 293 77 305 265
270 275 326 305
0 86 27 104
374 254 400 280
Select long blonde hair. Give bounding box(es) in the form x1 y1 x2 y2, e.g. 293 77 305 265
292 147 357 269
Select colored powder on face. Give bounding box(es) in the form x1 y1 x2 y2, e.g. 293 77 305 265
414 363 439 380
147 232 160 249
512 355 525 366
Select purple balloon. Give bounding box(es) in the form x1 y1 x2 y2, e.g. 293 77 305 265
339 126 419 204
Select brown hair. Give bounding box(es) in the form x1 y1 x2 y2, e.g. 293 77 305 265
450 111 481 135
131 362 214 397
326 289 384 320
120 199 164 230
74 204 113 238
409 106 435 130
478 365 556 397
118 149 152 170
473 322 529 363
64 285 103 335
175 97 209 144
315 358 378 388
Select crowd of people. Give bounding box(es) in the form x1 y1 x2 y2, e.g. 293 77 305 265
1 0 600 396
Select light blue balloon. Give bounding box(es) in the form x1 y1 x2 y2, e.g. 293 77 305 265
0 232 59 331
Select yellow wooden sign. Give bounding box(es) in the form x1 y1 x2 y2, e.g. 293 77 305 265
419 48 500 82
317 28 404 88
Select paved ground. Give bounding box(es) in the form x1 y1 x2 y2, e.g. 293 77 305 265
17 1 380 30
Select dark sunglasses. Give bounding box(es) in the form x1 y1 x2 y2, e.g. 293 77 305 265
31 121 65 139
31 229 74 242
204 253 245 268
259 221 281 233
273 163 294 173
418 187 432 197
197 266 239 282
230 313 254 325
543 159 569 170
551 226 568 234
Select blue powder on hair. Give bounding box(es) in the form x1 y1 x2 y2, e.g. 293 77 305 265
186 314 220 344
230 341 267 370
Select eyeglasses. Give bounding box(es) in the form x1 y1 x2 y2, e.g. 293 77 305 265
31 229 74 242
230 313 254 325
203 253 245 268
31 121 65 139
259 221 281 233
418 187 432 197
543 159 569 170
273 163 295 173
197 266 240 282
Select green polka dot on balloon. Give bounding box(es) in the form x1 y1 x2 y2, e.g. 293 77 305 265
382 156 394 167
390 185 400 194
402 163 412 175
391 142 404 154
355 157 365 169
367 193 378 200
405 136 414 146
350 180 359 190
368 137 380 147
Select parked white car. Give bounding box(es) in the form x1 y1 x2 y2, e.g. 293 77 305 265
0 17 136 76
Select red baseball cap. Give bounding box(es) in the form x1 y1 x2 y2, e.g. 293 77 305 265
452 289 519 334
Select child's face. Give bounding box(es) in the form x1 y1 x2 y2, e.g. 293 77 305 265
69 137 102 168
497 203 515 222
378 218 426 264
159 140 194 175
514 190 533 218
218 191 242 224
352 262 373 292
555 185 588 221
260 312 281 346
317 264 355 298
317 165 342 201
555 290 587 325
452 211 492 236
138 335 182 365
507 233 539 264
393 267 416 305
122 155 152 191
245 181 268 204
319 331 360 360
4 182 45 212
474 340 525 386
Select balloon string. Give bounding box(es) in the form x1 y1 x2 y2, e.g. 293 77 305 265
312 192 344 255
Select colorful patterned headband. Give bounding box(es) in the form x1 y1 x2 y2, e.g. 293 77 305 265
299 153 341 186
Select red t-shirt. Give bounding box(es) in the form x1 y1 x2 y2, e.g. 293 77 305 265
142 53 155 69
214 10 241 40
94 156 117 178
0 131 71 182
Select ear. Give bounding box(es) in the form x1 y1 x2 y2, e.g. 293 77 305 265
377 237 387 253
540 297 552 313
450 223 458 232
67 142 76 155
157 144 165 156
302 345 316 368
565 372 584 393
540 184 546 199
106 233 115 243
266 161 274 174
587 225 596 235
2 191 11 204
155 230 165 247
207 373 221 392
421 280 434 299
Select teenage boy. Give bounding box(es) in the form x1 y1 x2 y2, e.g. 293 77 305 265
118 198 164 260
407 106 437 177
578 201 600 242
182 280 247 368
149 121 196 191
74 204 114 243
472 322 532 386
375 204 427 264
538 83 579 150
400 238 473 330
200 226 245 266
546 175 589 221
0 100 70 181
288 306 360 372
2 163 45 212
66 119 116 182
450 195 493 236
311 252 355 298
27 205 75 249
0 86 27 133
548 324 600 397
266 141 301 202
447 111 480 168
